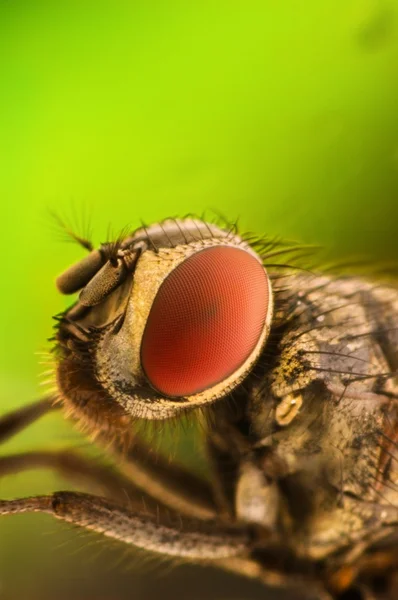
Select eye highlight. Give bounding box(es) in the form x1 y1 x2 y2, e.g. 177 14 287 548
140 246 270 397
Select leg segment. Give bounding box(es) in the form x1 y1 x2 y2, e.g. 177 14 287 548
114 441 217 519
0 491 249 559
0 398 218 520
0 450 152 511
0 397 56 444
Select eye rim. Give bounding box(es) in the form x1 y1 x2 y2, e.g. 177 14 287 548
139 243 273 400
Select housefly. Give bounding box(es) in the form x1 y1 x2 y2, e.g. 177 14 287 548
0 217 397 600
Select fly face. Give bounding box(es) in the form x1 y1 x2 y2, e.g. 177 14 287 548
55 218 273 423
0 217 397 600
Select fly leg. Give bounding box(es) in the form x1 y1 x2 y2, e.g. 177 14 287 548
109 438 218 520
0 398 218 519
0 398 153 508
0 491 249 560
0 489 333 598
0 396 56 445
0 449 155 511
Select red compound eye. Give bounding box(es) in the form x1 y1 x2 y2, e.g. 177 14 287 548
141 246 270 397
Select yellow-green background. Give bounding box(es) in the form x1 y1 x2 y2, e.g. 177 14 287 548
1 1 398 598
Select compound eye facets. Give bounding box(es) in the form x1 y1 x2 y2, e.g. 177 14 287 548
140 246 271 397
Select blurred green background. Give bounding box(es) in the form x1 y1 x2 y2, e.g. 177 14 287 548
1 1 398 598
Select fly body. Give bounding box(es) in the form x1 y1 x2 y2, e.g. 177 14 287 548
0 217 397 600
